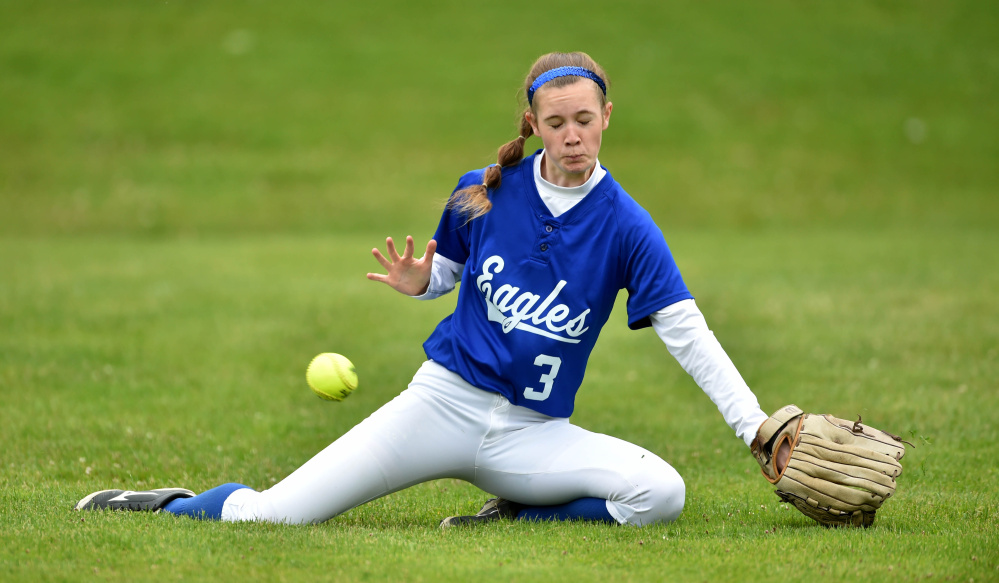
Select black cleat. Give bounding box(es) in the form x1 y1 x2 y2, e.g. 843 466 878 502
75 488 196 512
440 497 526 528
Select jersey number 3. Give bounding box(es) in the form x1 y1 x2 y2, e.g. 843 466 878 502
524 355 562 401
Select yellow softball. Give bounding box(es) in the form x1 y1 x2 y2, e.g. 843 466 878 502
306 353 358 401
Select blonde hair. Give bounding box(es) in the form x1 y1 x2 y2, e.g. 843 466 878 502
448 52 610 220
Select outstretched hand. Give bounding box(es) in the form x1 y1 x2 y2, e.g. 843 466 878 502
366 236 437 296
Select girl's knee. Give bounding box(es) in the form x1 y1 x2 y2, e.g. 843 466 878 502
645 470 685 524
612 460 685 526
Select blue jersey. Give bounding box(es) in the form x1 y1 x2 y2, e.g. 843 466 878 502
423 152 693 417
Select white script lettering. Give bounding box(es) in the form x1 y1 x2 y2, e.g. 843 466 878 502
476 255 590 344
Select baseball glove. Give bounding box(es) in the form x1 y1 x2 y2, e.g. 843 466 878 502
751 404 908 528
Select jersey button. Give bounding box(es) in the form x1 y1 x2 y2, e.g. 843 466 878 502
545 225 553 233
540 243 549 252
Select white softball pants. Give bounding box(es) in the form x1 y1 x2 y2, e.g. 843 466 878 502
222 361 685 526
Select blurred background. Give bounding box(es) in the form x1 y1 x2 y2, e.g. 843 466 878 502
3 1 996 237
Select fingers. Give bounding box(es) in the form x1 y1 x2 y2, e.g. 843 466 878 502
423 239 437 263
368 235 433 295
374 236 429 263
370 247 392 271
383 236 417 261
385 237 401 262
371 236 431 274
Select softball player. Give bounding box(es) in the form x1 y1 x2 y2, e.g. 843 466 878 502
76 52 768 527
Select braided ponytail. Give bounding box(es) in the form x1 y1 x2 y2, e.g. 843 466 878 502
448 115 533 221
448 52 609 221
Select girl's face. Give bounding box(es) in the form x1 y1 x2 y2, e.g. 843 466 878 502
526 81 612 188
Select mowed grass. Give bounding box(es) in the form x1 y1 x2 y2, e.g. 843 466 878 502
2 0 998 581
2 230 996 581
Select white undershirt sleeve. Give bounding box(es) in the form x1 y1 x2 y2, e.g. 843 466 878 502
412 254 464 300
650 299 768 447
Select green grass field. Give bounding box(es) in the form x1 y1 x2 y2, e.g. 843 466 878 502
2 1 997 581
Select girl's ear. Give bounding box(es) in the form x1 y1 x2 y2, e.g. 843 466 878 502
602 101 613 130
525 110 540 136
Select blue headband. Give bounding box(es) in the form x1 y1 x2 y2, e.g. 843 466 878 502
527 66 607 105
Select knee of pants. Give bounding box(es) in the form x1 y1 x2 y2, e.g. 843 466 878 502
613 462 686 527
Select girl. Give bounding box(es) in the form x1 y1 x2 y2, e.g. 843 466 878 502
77 52 768 527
